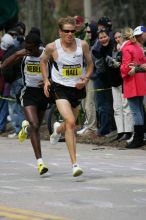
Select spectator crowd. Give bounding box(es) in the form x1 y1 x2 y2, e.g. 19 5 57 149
1 15 146 152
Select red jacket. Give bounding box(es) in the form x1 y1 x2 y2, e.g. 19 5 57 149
120 40 146 98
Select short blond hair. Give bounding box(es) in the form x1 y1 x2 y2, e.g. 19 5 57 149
58 16 76 30
121 27 136 43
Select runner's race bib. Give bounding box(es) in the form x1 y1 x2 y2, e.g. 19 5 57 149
62 64 81 77
26 63 41 74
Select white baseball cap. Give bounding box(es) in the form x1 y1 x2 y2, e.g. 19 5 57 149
133 26 146 36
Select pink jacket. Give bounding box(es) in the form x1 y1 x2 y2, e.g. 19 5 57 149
120 40 146 98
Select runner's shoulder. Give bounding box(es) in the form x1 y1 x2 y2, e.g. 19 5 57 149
80 39 89 49
45 42 56 53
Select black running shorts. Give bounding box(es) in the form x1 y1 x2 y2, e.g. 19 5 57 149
52 82 86 108
20 87 50 111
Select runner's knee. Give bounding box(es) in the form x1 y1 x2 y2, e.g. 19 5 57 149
29 122 40 131
65 118 76 130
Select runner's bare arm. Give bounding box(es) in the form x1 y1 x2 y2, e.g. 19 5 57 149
40 42 55 97
1 49 30 69
81 40 93 79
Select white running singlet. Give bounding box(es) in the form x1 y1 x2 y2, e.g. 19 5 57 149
51 38 84 87
23 49 48 88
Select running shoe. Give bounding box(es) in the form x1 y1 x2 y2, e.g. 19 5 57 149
76 126 88 135
72 164 83 177
38 164 48 175
18 120 29 142
50 122 61 145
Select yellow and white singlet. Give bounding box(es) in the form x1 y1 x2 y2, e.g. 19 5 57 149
23 51 46 88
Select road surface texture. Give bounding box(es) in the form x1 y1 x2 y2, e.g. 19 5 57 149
0 137 146 220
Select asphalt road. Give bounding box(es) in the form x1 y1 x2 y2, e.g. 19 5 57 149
0 137 146 220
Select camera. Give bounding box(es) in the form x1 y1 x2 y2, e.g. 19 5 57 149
105 55 120 68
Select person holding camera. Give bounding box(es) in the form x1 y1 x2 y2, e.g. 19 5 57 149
92 29 117 136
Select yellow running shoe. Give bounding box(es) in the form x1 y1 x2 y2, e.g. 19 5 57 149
38 164 48 175
18 120 29 143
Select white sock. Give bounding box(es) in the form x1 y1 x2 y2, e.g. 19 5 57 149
73 163 78 168
24 126 29 134
37 158 44 165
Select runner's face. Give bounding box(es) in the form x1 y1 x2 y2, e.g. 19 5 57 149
25 43 38 56
60 24 76 43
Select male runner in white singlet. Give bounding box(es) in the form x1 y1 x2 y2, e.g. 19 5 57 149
40 16 93 177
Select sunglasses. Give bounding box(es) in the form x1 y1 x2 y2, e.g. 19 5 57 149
61 29 76 33
86 30 91 33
